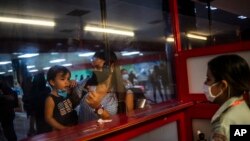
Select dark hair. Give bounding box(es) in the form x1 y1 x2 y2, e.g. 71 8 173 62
89 50 126 113
32 71 47 90
208 54 250 97
86 50 118 86
47 65 71 84
93 50 117 67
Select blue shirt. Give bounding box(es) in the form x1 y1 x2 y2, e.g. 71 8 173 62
75 79 118 123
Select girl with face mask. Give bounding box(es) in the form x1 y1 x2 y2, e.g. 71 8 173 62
203 54 250 141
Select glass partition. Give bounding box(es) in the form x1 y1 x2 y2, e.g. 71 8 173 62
0 0 176 140
178 0 250 50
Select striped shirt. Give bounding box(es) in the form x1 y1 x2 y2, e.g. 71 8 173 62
75 79 118 123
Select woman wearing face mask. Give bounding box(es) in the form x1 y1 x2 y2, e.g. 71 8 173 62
121 69 135 113
203 54 250 141
77 50 131 123
121 69 147 113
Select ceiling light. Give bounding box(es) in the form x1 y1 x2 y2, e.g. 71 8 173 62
205 6 217 10
18 53 39 58
49 59 66 63
78 52 95 57
43 67 51 70
12 52 22 55
0 72 6 74
29 69 38 72
51 52 59 55
166 37 175 42
8 70 13 72
238 15 247 19
0 16 55 27
27 65 35 69
0 61 11 65
121 51 140 56
62 63 72 67
187 33 207 40
84 26 134 37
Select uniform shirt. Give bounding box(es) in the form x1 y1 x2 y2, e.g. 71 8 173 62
211 96 250 141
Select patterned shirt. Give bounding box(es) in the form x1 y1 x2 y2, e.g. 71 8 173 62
49 94 78 126
75 79 118 123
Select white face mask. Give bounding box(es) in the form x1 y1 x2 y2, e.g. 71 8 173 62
122 74 129 80
203 82 223 102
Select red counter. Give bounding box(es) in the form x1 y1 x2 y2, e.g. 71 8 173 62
21 100 193 141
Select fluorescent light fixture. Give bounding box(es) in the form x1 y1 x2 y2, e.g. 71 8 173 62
18 53 39 58
78 52 95 57
84 26 134 37
205 6 217 10
0 61 11 65
62 63 72 67
187 33 207 40
0 72 6 74
12 52 22 55
43 67 51 70
238 15 247 19
51 52 59 55
27 65 35 69
8 70 13 72
166 37 175 42
121 51 140 56
29 69 38 72
49 59 66 63
0 16 55 27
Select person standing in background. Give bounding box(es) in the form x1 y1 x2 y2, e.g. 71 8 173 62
203 54 250 141
80 75 84 81
159 63 169 100
121 69 134 113
21 75 35 136
31 72 52 134
128 71 137 86
0 75 18 141
149 65 164 103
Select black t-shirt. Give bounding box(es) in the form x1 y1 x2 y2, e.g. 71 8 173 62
49 94 78 126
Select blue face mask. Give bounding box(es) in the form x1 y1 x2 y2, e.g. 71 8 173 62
58 89 68 98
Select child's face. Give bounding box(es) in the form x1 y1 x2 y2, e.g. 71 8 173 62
50 72 70 91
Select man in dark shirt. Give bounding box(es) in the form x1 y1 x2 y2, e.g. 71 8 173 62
0 76 18 141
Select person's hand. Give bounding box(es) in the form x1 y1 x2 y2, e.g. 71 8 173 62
95 83 109 95
85 91 103 109
69 80 77 88
85 83 109 109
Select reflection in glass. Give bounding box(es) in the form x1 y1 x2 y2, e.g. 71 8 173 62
0 0 176 140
